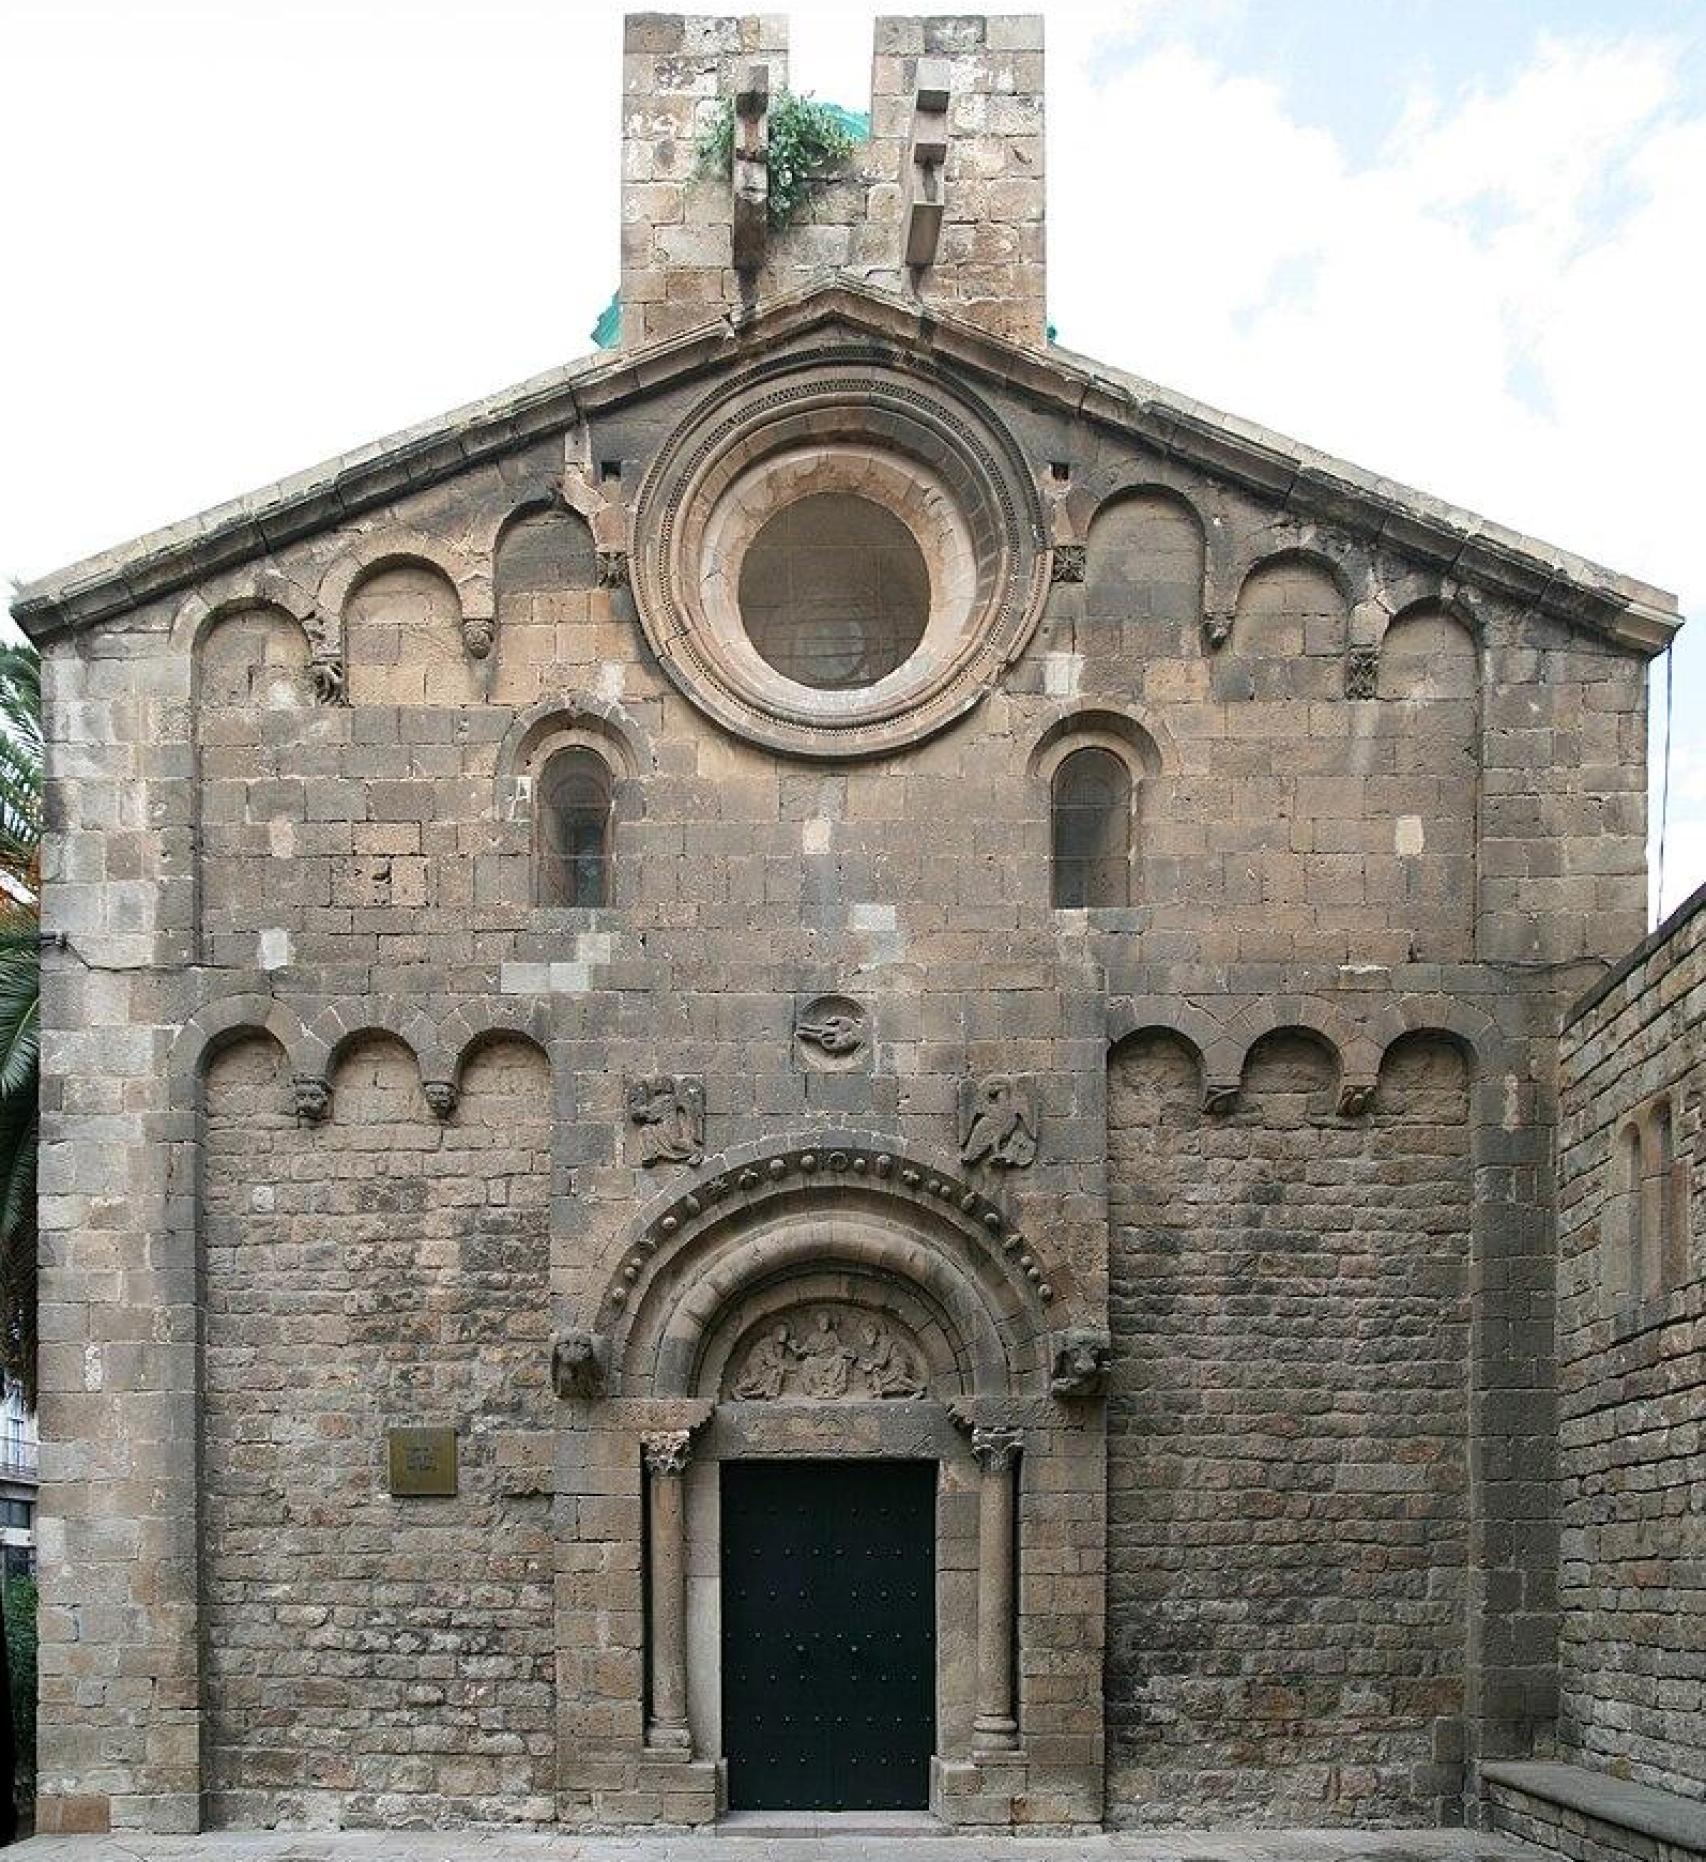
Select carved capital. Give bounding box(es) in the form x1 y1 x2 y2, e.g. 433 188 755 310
551 1329 608 1399
1049 543 1086 585
642 1429 695 1478
970 1426 1023 1474
422 1079 458 1121
596 550 630 589
293 1075 332 1124
1345 645 1379 700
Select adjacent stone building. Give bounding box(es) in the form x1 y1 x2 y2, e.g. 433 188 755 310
12 11 1699 1845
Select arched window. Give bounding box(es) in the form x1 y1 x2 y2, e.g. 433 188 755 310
1616 1121 1645 1304
1051 747 1131 908
536 748 613 907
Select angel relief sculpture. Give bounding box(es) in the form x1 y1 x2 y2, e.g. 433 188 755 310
727 1309 929 1402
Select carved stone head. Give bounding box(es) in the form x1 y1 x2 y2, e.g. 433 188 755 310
551 1329 608 1400
1050 1327 1112 1399
293 1076 332 1124
422 1080 459 1121
461 617 494 661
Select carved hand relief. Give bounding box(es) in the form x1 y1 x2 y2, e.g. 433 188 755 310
626 1075 706 1166
726 1308 930 1403
795 995 868 1068
959 1074 1038 1168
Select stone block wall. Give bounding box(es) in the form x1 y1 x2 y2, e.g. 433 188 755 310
1555 882 1706 1801
1105 1027 1474 1824
22 297 1666 1831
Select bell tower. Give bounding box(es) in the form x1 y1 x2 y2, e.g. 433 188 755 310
618 13 1047 347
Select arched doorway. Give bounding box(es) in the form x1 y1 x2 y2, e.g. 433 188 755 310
556 1139 1105 1828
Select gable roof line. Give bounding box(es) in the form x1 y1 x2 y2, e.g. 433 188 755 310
10 274 1680 653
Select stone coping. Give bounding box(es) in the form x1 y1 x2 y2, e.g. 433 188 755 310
1481 1760 1706 1852
1561 875 1706 1031
10 275 1680 654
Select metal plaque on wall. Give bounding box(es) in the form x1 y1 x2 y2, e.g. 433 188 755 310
386 1426 458 1497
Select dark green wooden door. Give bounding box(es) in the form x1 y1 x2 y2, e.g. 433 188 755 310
721 1459 935 1810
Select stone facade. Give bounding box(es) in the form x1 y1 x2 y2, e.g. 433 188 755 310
11 10 1690 1842
1556 881 1706 1803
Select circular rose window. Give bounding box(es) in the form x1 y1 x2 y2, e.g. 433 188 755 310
629 353 1049 760
739 493 931 690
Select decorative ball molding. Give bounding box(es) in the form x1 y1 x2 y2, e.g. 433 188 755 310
628 349 1050 760
592 1136 1066 1337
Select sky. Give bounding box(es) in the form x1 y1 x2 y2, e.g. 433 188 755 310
3 0 1702 922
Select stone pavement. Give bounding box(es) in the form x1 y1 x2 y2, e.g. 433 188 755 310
12 1823 1545 1862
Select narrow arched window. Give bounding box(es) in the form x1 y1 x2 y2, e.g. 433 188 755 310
1617 1121 1645 1303
537 747 612 907
1649 1099 1681 1291
1052 747 1131 908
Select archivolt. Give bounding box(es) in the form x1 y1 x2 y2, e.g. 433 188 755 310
589 1133 1073 1399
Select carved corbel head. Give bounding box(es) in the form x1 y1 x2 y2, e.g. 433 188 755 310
551 1329 609 1399
1050 1327 1112 1400
1338 1080 1377 1118
307 653 346 705
1201 612 1233 651
422 1079 459 1121
460 617 494 661
293 1075 333 1124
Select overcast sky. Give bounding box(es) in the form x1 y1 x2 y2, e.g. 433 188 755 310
4 0 1701 921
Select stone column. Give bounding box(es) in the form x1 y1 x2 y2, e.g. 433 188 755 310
971 1426 1023 1752
643 1429 694 1754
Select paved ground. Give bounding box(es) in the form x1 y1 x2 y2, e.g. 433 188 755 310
13 1826 1543 1862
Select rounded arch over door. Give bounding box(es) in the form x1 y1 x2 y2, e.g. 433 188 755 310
594 1138 1069 1401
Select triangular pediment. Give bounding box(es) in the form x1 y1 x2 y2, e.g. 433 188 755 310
11 274 1679 653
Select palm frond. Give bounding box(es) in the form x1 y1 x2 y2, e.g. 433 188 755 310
0 953 38 1100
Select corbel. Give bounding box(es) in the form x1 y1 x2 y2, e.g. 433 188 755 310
732 61 770 275
903 59 951 269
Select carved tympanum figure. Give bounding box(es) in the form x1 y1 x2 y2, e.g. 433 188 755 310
796 1312 855 1399
959 1073 1039 1168
727 1309 931 1402
626 1075 705 1166
732 1324 794 1400
860 1320 928 1399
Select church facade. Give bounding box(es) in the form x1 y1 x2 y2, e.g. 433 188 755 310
15 13 1698 1842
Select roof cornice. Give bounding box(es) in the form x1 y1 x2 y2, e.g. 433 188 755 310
10 275 1681 654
